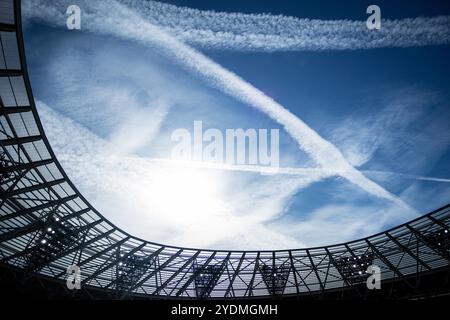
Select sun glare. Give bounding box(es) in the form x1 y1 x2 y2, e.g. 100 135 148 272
147 166 227 227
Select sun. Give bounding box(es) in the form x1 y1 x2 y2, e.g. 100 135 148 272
147 165 226 227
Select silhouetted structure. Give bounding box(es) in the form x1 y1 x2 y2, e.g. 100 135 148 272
0 0 449 299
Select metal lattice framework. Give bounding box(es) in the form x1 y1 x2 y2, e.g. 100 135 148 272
1 0 450 299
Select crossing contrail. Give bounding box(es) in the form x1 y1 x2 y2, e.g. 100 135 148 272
128 158 450 183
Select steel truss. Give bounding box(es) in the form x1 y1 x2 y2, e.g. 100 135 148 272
0 0 449 299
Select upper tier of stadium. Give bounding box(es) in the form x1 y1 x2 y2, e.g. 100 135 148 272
1 0 449 299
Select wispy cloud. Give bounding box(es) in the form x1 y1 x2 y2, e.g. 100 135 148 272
119 0 450 51
269 202 417 247
25 0 450 250
24 1 450 52
108 98 170 155
134 158 450 183
42 101 426 249
327 87 450 183
38 101 317 249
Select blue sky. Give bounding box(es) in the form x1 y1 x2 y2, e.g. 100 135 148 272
22 0 450 249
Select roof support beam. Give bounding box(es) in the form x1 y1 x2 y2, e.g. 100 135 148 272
288 251 300 295
0 106 32 115
325 248 353 289
386 232 432 271
0 207 90 244
365 239 404 278
175 251 218 297
1 178 65 198
244 252 260 297
39 225 112 267
428 215 450 230
0 219 44 243
121 249 183 298
0 194 79 222
105 245 164 290
2 159 53 174
0 69 21 76
0 135 41 146
1 220 104 263
224 252 245 298
55 237 130 278
406 225 450 262
306 249 324 292
152 251 201 295
0 23 15 32
82 242 146 285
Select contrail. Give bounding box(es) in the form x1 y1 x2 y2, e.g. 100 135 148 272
23 0 414 209
363 170 450 183
24 0 450 52
118 0 450 51
132 157 333 178
126 157 450 183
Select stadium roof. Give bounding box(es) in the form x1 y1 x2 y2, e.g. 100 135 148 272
1 0 449 299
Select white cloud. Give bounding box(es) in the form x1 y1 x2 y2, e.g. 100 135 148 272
92 0 450 51
35 0 413 207
38 99 444 250
269 202 416 247
328 89 431 168
328 88 450 184
38 101 318 249
109 98 170 155
24 0 447 250
23 0 418 210
124 0 450 51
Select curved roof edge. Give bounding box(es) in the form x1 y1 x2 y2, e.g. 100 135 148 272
1 0 449 298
